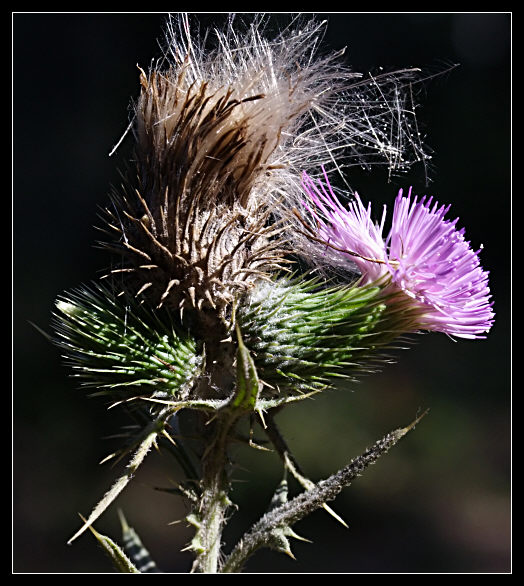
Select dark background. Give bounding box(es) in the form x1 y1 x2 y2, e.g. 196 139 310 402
13 13 511 573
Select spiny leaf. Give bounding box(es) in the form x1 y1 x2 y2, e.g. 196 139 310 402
68 412 169 544
84 517 140 573
232 323 261 412
265 413 348 528
119 510 162 573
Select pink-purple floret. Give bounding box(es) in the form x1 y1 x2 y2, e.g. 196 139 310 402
301 170 495 339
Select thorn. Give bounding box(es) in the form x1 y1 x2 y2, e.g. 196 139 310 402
394 409 430 442
123 241 152 261
321 503 349 529
117 508 130 532
257 409 267 429
28 321 53 342
161 428 177 447
403 408 430 433
109 268 135 275
204 289 217 309
135 282 153 297
248 438 272 452
107 395 145 409
188 286 196 308
99 452 119 466
160 279 180 304
286 528 312 544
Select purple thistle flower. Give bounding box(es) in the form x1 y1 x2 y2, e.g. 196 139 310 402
301 170 389 283
301 170 495 339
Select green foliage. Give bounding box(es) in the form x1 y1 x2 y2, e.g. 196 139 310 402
86 522 140 573
52 276 426 567
233 323 261 411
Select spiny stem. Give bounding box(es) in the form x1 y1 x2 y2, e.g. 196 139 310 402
190 412 237 573
221 411 428 573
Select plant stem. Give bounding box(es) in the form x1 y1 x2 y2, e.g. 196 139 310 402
221 412 427 573
190 412 236 573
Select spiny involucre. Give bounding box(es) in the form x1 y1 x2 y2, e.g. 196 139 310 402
53 284 201 401
237 276 422 397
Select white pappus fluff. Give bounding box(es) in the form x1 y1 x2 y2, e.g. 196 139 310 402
160 14 430 269
162 13 429 187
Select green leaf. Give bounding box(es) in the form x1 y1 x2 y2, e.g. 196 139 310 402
68 412 167 544
119 510 161 573
232 323 261 411
85 521 140 573
221 411 428 573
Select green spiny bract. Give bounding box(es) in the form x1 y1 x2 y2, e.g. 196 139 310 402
237 276 422 399
52 283 201 402
52 275 424 412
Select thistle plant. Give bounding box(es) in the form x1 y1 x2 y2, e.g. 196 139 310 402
51 14 494 573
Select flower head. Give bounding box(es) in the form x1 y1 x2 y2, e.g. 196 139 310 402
301 170 495 339
101 14 430 336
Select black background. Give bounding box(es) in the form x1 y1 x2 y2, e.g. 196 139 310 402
13 13 511 573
